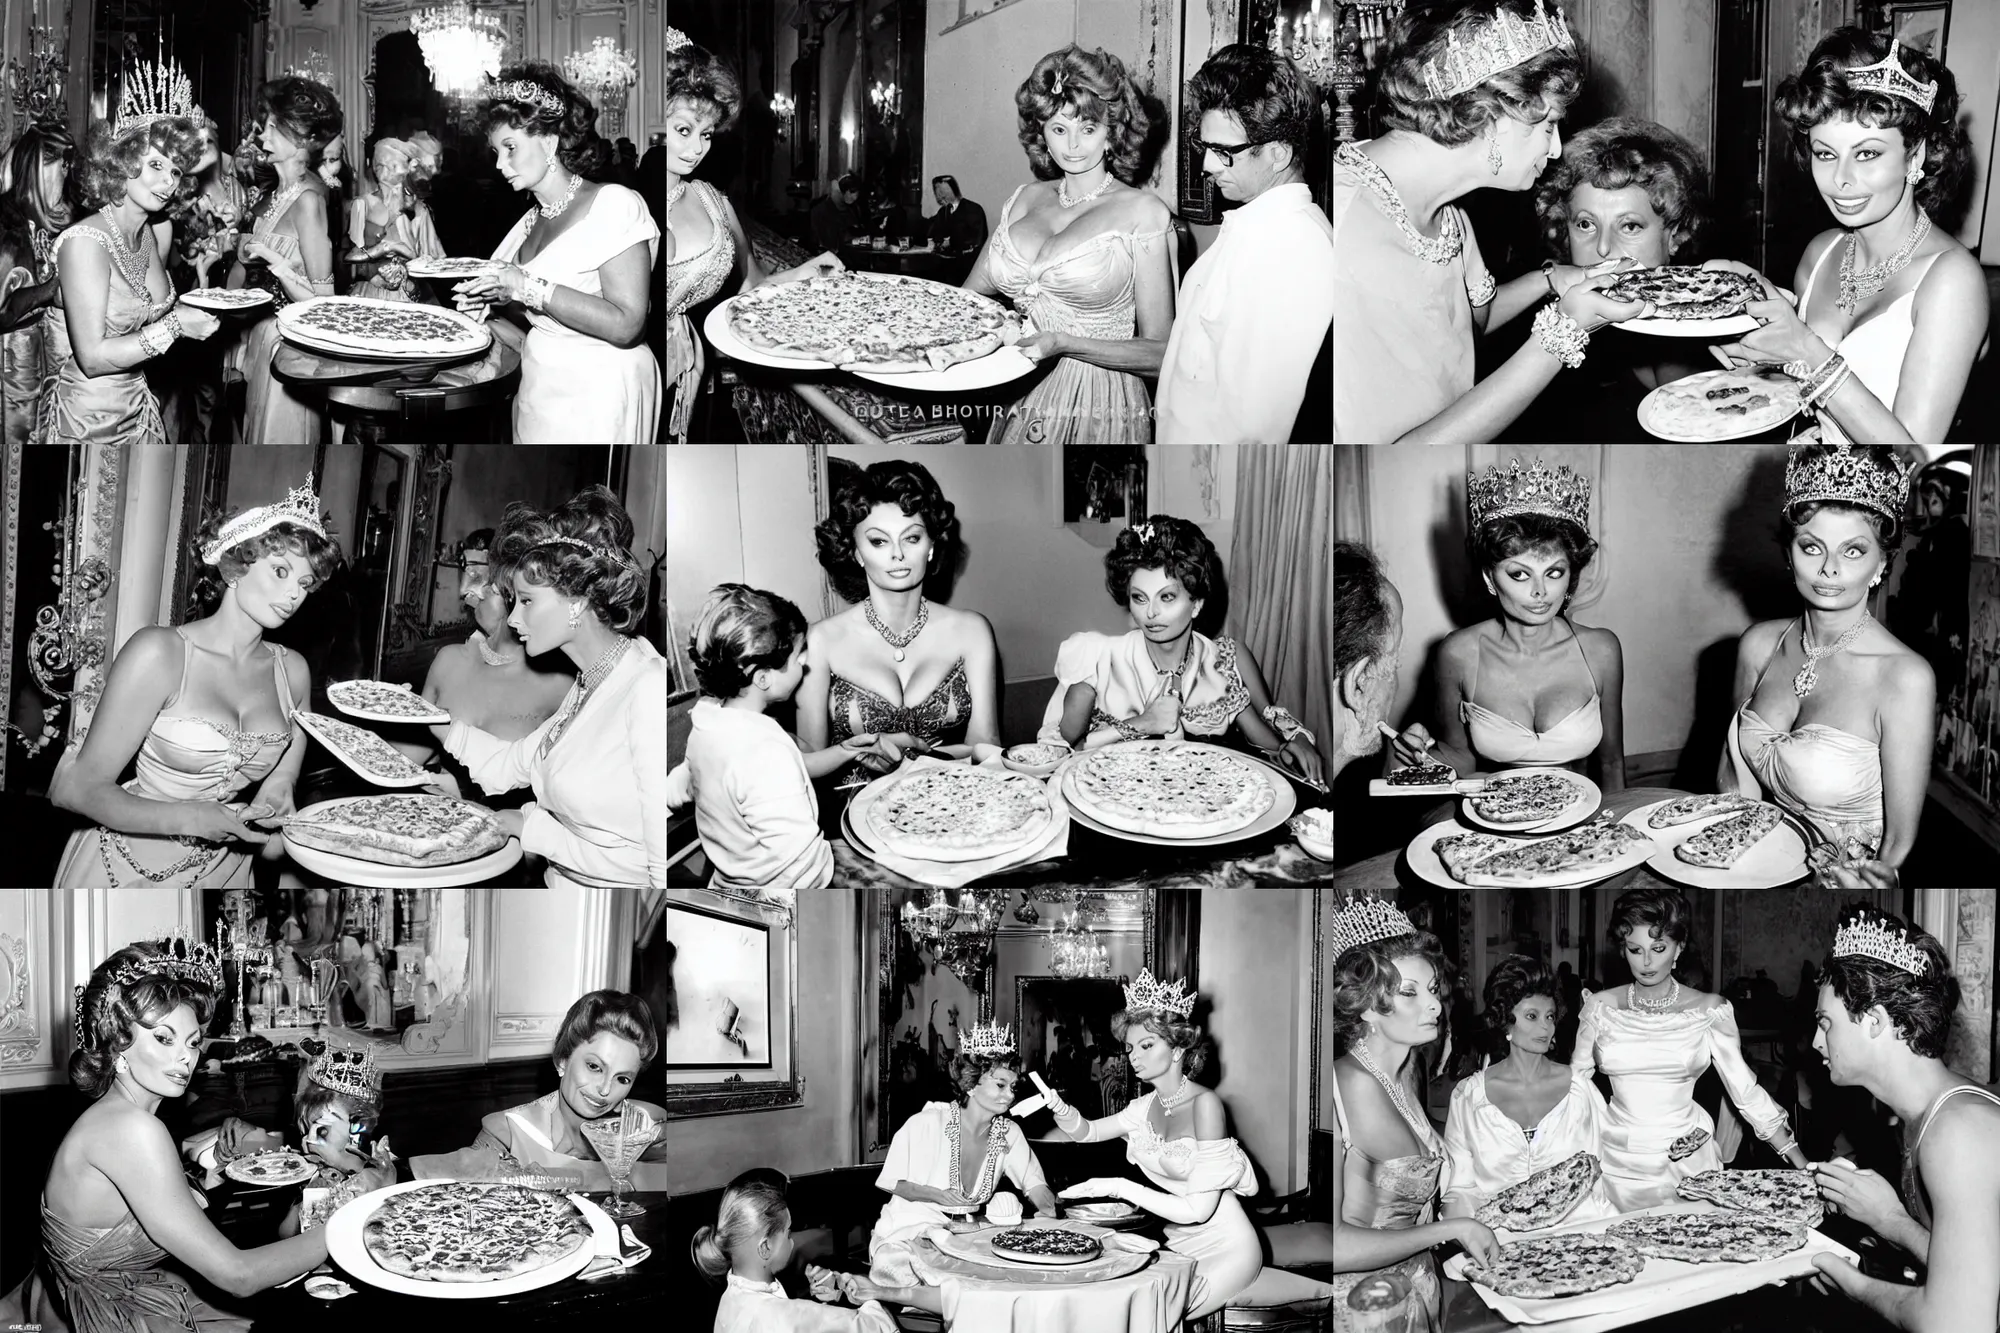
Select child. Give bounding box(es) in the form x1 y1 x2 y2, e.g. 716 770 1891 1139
668 584 878 897
695 1180 910 1332
280 1045 396 1235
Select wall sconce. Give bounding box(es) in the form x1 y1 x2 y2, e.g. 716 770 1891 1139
770 91 795 140
868 79 901 120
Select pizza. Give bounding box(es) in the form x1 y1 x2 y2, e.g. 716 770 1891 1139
863 766 1052 859
405 256 505 278
1606 1210 1806 1263
726 271 1014 371
1676 1169 1825 1227
1387 761 1456 786
277 296 489 358
1434 831 1520 880
295 711 432 785
1603 265 1763 319
1640 366 1800 440
1004 743 1069 767
329 679 452 723
1469 773 1581 825
224 1149 315 1185
1067 742 1276 838
1460 1233 1645 1299
1674 804 1784 868
1648 794 1758 829
283 794 510 867
181 287 272 310
1667 1128 1712 1162
1476 1151 1602 1232
361 1183 591 1283
1453 819 1654 887
987 1226 1103 1265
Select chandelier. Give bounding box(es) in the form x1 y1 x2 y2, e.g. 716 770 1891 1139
869 79 901 120
411 3 505 98
1270 0 1340 90
1047 897 1111 979
564 36 638 135
901 888 1006 990
770 91 795 141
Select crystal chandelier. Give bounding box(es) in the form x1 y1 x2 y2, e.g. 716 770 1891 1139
1270 0 1341 90
411 3 505 98
563 36 637 135
901 888 1005 990
283 50 335 87
869 79 901 120
1047 900 1111 978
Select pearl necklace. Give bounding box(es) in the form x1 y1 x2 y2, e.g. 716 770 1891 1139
947 1104 1003 1201
1628 977 1680 1012
865 596 928 662
537 637 631 758
1838 210 1931 316
1058 172 1113 209
1795 613 1871 698
667 179 688 213
1350 1038 1429 1141
538 170 583 220
1335 143 1463 265
1155 1074 1195 1115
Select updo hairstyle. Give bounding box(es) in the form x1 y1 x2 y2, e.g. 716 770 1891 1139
71 942 217 1099
1104 514 1219 607
259 77 345 169
1376 0 1584 147
665 42 742 134
813 459 962 605
689 583 807 698
188 510 343 615
949 1049 1025 1106
691 1180 789 1281
490 484 647 635
76 117 203 212
1534 116 1712 262
1608 887 1690 948
554 988 662 1066
1469 512 1598 582
1778 443 1907 550
1110 1007 1213 1081
1481 954 1564 1052
481 62 611 181
1014 44 1151 185
1333 928 1449 1055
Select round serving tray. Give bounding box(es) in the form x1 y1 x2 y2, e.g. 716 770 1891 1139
224 1150 317 1188
325 1181 612 1299
1054 743 1297 847
280 797 521 888
327 680 451 726
277 296 492 363
1621 798 1810 889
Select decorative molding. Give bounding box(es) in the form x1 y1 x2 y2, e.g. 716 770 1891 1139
0 433 20 786
0 933 33 1034
400 993 467 1054
494 1013 559 1039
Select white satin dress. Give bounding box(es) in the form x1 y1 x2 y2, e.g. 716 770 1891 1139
1441 1065 1617 1226
1113 1093 1261 1319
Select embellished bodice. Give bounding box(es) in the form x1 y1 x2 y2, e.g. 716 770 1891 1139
828 658 971 748
36 1191 202 1331
1332 1074 1441 1232
985 183 1167 340
48 224 174 344
130 630 295 804
665 180 735 318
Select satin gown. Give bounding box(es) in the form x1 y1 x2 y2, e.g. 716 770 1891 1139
0 1191 249 1333
1797 239 1944 446
1115 1093 1260 1320
1457 618 1603 769
44 225 172 447
983 182 1167 444
1570 992 1789 1212
1034 631 1252 750
1333 1070 1441 1333
235 186 327 445
663 180 734 443
1441 1064 1617 1226
2 222 57 450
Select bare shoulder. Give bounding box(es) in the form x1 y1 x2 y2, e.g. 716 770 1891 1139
1574 623 1623 667
1918 240 1985 297
934 603 995 644
279 646 310 704
82 1098 173 1162
1116 188 1173 231
1436 624 1488 674
1876 640 1935 695
120 624 186 670
1740 617 1792 660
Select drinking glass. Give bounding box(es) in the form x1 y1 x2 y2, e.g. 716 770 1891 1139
579 1104 661 1218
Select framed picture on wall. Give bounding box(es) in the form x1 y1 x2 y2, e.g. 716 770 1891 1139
1888 2 1951 62
664 889 801 1117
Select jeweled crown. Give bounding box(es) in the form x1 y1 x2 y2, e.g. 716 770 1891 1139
1123 969 1195 1019
110 929 226 991
307 1044 384 1101
201 473 329 565
114 56 199 138
1833 909 1929 976
1423 0 1575 101
1332 896 1418 960
492 79 564 114
1784 444 1911 523
1847 43 1938 115
1468 457 1592 531
667 26 693 54
961 1021 1016 1058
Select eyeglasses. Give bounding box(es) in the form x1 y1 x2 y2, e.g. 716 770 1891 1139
1193 137 1271 168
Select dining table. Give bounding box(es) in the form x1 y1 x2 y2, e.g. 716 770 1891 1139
908 1227 1196 1333
271 335 519 440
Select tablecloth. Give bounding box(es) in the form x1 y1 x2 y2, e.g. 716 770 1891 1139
914 1243 1195 1333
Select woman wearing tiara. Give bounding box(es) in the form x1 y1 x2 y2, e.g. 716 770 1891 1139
1333 0 1653 444
47 481 339 888
1722 443 1934 887
1047 970 1261 1319
1389 458 1626 791
46 62 223 448
1705 30 1985 446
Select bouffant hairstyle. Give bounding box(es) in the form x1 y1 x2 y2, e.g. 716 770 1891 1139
189 511 343 615
1376 0 1583 147
554 988 661 1067
689 583 806 698
1481 955 1564 1052
1820 907 1958 1060
1104 514 1218 607
1609 887 1691 949
1111 1007 1213 1081
481 62 611 182
1334 928 1448 1056
691 1180 788 1281
6 121 76 231
70 943 217 1099
1469 512 1598 587
76 117 202 213
1015 45 1151 186
1335 541 1395 682
1775 27 1972 221
665 42 742 135
1187 42 1317 162
259 77 345 170
813 460 962 605
490 484 648 635
1778 444 1906 550
1534 117 1712 262
950 1049 1025 1106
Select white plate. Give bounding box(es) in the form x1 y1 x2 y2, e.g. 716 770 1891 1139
405 257 504 279
1612 286 1796 338
325 1181 613 1298
1065 1201 1140 1221
277 296 491 362
1637 368 1801 441
847 318 1038 391
181 287 272 312
224 1151 317 1187
702 300 836 371
1622 798 1810 889
327 680 451 725
1056 743 1297 847
296 712 435 787
1406 817 1657 890
849 765 1060 864
280 797 522 887
1461 768 1601 834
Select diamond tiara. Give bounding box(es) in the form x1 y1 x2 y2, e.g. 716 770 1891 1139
114 56 199 138
1784 444 1911 523
202 473 329 566
667 26 693 54
1847 43 1938 115
1422 0 1575 102
1332 896 1418 960
961 1021 1016 1058
1468 456 1592 531
109 929 226 992
307 1044 384 1102
1832 909 1929 976
493 79 564 115
1123 969 1196 1019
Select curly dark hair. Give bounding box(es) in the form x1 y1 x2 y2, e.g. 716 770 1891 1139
1469 512 1598 586
481 62 611 182
1534 116 1712 263
813 460 962 605
666 42 742 135
1778 444 1907 550
1103 514 1218 607
1332 929 1449 1056
1775 27 1972 221
689 583 807 699
188 511 343 616
71 942 218 1099
490 484 648 635
1187 42 1318 163
6 121 76 232
949 1049 1025 1105
1376 0 1583 147
1481 955 1564 1053
1609 887 1691 949
1335 541 1396 682
259 77 344 170
1015 45 1151 185
1819 906 1958 1061
75 117 202 213
1110 1008 1213 1081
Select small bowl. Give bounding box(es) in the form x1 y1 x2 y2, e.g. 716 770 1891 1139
1002 742 1071 778
1290 812 1335 861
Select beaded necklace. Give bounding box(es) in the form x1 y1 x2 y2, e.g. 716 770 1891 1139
538 170 583 220
1335 142 1462 266
1838 210 1931 316
536 637 631 759
95 214 154 297
947 1104 1005 1201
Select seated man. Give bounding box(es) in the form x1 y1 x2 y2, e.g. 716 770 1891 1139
809 175 863 254
1810 906 2000 1331
924 175 987 256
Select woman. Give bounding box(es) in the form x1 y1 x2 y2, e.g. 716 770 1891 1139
433 484 665 889
966 44 1175 444
1723 443 1932 880
0 939 385 1330
1708 30 1985 446
1573 889 1809 1213
1038 515 1324 784
48 481 336 887
1391 457 1625 790
1330 898 1495 1333
0 122 73 449
171 117 245 290
1046 970 1259 1318
869 1026 1060 1287
661 33 843 442
799 460 1001 775
223 76 342 445
446 65 655 443
1332 0 1653 444
1442 955 1614 1226
344 134 444 302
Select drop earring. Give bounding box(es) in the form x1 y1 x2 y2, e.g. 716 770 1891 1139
1486 125 1503 175
114 1054 129 1074
567 601 583 628
1907 159 1923 184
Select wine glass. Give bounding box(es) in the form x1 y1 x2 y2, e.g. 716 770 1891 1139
579 1103 661 1219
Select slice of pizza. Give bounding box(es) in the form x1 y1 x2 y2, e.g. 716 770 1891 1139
1674 804 1783 868
295 711 431 784
1464 820 1652 886
1461 1233 1644 1298
1677 1168 1825 1227
1434 832 1518 882
1648 793 1758 829
1469 773 1579 825
1667 1127 1712 1161
1476 1151 1601 1230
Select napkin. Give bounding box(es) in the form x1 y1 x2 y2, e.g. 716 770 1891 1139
844 755 1070 888
578 1216 652 1279
1103 1232 1160 1253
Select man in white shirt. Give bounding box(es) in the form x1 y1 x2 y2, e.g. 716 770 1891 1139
1156 45 1334 444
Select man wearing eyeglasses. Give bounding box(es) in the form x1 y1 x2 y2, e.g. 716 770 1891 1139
1156 45 1334 444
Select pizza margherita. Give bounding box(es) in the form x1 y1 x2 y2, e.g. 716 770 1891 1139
362 1183 590 1283
1067 742 1276 838
283 794 509 867
328 679 452 724
727 271 1013 371
862 766 1052 860
277 296 490 358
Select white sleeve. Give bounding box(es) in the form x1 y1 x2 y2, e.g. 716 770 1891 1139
1441 1077 1483 1216
1204 222 1334 443
444 713 555 794
1707 1002 1788 1142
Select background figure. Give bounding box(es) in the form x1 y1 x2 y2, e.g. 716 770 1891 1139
345 134 444 303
